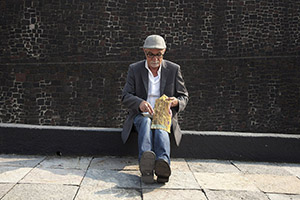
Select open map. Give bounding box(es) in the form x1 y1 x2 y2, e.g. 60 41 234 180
151 94 172 133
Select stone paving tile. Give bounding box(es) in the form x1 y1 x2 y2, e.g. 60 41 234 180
194 172 259 191
20 167 85 185
89 157 139 171
89 157 190 172
170 158 190 171
2 155 300 199
267 193 300 200
143 189 207 200
232 161 293 175
281 163 300 178
187 159 240 173
0 167 32 183
82 169 140 189
205 189 269 200
246 174 300 194
0 184 15 198
37 156 92 170
75 186 142 200
0 155 45 167
1 183 78 200
142 170 200 189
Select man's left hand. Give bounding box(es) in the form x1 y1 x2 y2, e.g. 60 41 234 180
167 97 179 107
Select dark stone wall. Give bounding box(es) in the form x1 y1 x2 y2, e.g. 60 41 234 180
1 0 299 62
178 57 300 133
1 0 300 134
0 62 129 127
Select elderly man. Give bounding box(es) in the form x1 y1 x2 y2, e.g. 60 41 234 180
121 35 189 183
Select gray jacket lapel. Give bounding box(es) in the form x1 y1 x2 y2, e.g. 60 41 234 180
160 60 169 95
141 61 148 95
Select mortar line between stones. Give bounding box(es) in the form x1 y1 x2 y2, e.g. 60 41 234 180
0 156 48 200
230 160 269 196
0 183 15 200
229 160 242 172
140 172 144 200
184 158 209 199
72 156 94 200
264 191 272 200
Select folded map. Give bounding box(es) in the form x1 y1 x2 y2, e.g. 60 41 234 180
151 94 172 133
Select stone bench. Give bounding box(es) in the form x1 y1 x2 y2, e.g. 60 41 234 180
1 123 300 163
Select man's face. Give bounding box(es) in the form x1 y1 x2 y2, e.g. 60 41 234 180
144 48 165 69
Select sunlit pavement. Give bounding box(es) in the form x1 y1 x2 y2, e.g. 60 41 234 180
1 155 300 200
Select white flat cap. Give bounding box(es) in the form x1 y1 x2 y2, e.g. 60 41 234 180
143 35 166 49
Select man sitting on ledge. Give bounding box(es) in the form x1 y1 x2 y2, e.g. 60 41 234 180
121 35 189 183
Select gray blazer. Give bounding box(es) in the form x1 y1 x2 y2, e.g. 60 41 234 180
121 59 189 146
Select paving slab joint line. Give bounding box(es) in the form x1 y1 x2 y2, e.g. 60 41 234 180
201 188 210 200
63 183 81 187
142 188 204 191
17 156 48 183
72 156 95 200
140 188 144 200
185 158 204 191
0 185 12 200
230 161 242 172
0 156 48 200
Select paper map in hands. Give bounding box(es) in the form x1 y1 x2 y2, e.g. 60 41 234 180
151 94 172 133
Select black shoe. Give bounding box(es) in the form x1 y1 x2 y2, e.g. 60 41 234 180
155 159 171 183
139 151 156 184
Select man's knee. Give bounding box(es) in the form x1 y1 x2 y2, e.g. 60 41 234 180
134 115 151 127
141 116 152 126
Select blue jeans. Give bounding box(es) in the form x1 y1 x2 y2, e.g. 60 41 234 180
134 114 170 164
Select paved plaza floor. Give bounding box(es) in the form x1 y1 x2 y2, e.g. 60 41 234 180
0 154 300 200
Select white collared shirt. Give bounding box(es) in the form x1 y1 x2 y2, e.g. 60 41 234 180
145 60 161 109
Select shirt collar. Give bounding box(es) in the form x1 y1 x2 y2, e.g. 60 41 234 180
145 60 162 77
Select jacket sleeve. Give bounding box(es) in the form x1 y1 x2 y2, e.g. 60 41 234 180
121 64 144 113
175 66 189 113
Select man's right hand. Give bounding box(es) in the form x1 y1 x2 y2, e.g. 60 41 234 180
139 101 154 115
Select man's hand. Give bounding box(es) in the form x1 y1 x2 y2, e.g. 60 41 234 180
167 97 179 108
139 101 154 115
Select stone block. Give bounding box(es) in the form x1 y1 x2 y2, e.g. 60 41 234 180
205 190 269 200
75 186 141 200
20 167 85 185
0 155 45 167
232 161 293 175
81 169 140 189
282 163 300 178
194 173 259 191
246 174 300 194
187 159 240 173
267 194 300 200
0 167 32 183
38 156 92 170
142 171 200 190
170 158 190 171
0 184 14 198
89 157 138 171
143 189 206 200
2 184 78 200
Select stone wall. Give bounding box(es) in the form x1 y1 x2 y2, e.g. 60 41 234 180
1 0 300 134
0 62 128 127
178 57 300 133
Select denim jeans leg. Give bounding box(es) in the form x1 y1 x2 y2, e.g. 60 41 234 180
153 129 171 164
133 114 153 161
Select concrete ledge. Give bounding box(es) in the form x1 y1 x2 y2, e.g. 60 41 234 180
1 123 300 163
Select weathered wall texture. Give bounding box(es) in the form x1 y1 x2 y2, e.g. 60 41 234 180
1 0 300 134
